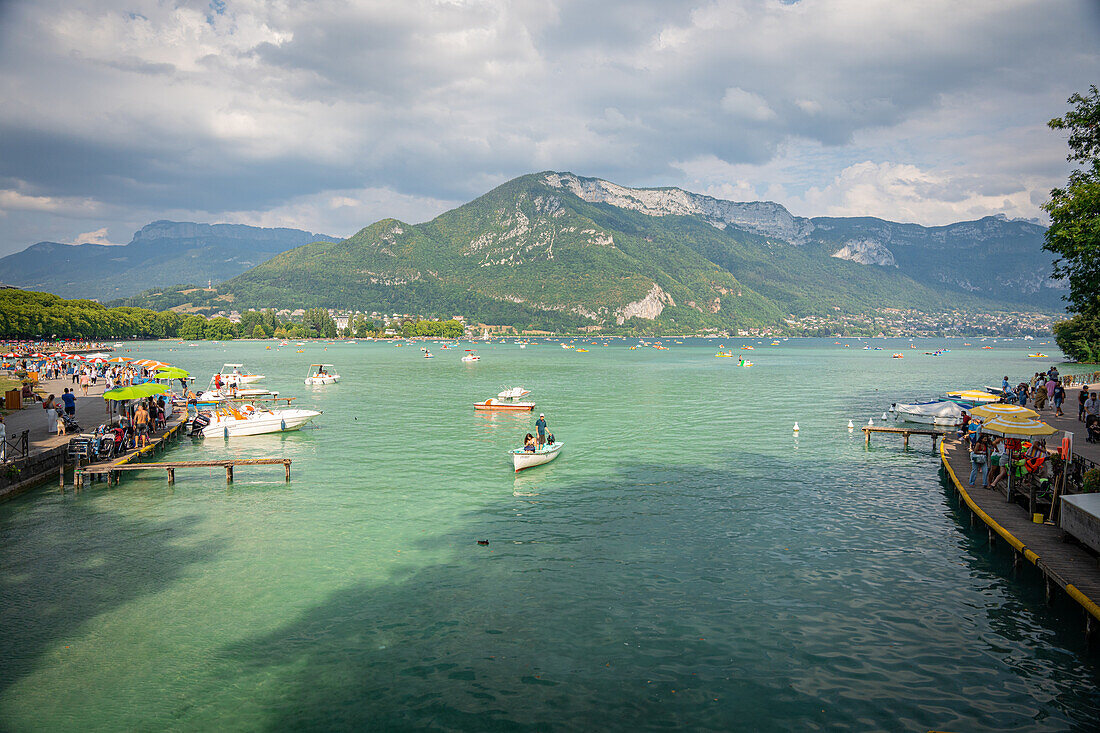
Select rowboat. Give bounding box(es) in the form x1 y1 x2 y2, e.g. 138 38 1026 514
474 399 535 411
510 442 563 471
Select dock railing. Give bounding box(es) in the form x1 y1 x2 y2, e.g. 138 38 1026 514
1 429 29 464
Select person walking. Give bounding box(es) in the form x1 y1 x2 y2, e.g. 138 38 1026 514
1087 392 1100 421
43 394 56 433
534 413 548 448
134 402 150 447
61 388 76 420
79 368 90 397
1081 386 1091 421
1053 382 1066 417
969 436 990 488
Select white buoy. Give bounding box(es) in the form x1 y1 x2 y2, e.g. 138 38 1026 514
793 422 799 432
868 418 874 426
847 420 854 429
882 412 888 420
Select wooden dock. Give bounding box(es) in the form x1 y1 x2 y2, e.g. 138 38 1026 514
940 438 1100 641
76 458 291 487
863 425 950 448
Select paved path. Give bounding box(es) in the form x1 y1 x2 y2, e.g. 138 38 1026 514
2 375 118 457
1026 381 1100 465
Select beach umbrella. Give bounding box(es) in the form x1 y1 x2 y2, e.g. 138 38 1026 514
86 357 108 365
103 386 150 401
1 352 20 358
153 367 189 379
968 403 1039 421
28 352 48 359
946 390 1002 404
106 356 132 363
981 414 1057 438
133 382 169 396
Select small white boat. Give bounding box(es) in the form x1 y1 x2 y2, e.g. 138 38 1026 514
218 363 264 384
194 402 321 438
304 364 340 385
194 387 280 405
498 386 531 399
890 400 965 426
461 353 480 362
424 351 434 359
510 442 563 471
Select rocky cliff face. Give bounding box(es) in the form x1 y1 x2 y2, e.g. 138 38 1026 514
831 239 897 267
543 172 815 244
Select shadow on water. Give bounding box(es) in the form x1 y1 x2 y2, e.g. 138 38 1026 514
217 457 1100 731
0 497 223 699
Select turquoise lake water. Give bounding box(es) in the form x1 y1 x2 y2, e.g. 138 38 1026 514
2 337 1099 731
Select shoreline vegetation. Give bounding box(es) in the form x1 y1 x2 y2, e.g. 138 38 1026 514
1 286 1066 342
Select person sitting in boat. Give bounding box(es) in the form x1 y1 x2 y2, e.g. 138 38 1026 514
523 433 536 452
318 365 326 375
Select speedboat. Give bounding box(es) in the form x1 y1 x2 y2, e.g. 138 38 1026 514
510 442 563 472
461 353 480 362
474 399 536 411
304 364 340 385
498 386 530 399
193 402 321 438
890 400 965 426
715 352 734 357
424 351 434 359
218 363 264 384
192 387 280 408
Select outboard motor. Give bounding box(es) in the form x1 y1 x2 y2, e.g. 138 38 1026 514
190 412 211 438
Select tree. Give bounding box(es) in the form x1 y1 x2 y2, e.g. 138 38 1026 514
252 324 267 339
1044 85 1100 361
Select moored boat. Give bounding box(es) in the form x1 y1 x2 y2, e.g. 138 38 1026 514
510 442 563 471
890 400 965 426
193 402 321 437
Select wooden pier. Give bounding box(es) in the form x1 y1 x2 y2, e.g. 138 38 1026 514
76 458 291 488
863 425 950 448
940 438 1100 642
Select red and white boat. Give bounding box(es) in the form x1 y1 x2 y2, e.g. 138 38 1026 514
473 398 535 411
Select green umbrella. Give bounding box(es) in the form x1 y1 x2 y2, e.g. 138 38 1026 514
102 386 148 401
154 367 189 379
134 382 169 396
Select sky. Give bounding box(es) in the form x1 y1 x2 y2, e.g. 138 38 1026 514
0 0 1097 256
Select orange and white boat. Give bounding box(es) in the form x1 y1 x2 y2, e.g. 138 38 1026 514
473 398 535 411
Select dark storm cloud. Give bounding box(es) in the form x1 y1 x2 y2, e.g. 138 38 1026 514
0 0 1097 254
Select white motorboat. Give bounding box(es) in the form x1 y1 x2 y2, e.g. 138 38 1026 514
305 363 340 385
461 353 480 362
193 402 321 438
424 351 434 359
194 386 280 405
510 442 563 471
218 363 264 384
498 386 530 399
890 400 965 426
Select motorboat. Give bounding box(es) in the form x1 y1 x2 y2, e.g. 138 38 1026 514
498 386 530 399
192 387 280 407
510 442 563 472
890 400 965 426
892 353 904 358
304 364 340 385
424 351 434 359
715 352 735 357
1027 353 1049 358
474 398 536 411
192 402 321 438
461 353 480 362
218 363 264 384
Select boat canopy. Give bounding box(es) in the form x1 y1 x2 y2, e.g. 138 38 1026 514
894 400 965 418
308 364 336 368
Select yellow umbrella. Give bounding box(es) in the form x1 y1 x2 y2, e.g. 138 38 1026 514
968 403 1039 421
946 390 1002 403
981 414 1057 437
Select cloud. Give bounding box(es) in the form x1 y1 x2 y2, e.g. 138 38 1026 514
0 0 1097 255
68 227 123 246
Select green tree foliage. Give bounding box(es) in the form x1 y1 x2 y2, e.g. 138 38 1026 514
1045 86 1100 361
252 324 267 339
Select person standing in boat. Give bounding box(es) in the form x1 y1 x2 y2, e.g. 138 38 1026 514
535 413 548 448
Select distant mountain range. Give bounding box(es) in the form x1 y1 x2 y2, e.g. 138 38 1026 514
186 172 1058 332
0 221 335 301
4 173 1063 332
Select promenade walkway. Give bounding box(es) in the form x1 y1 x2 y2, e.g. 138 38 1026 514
2 374 116 457
1023 380 1100 466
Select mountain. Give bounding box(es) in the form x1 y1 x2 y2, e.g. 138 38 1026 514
132 173 1064 332
0 221 336 301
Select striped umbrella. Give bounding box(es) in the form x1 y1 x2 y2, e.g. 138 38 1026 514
981 414 1057 437
106 356 132 363
968 404 1039 421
